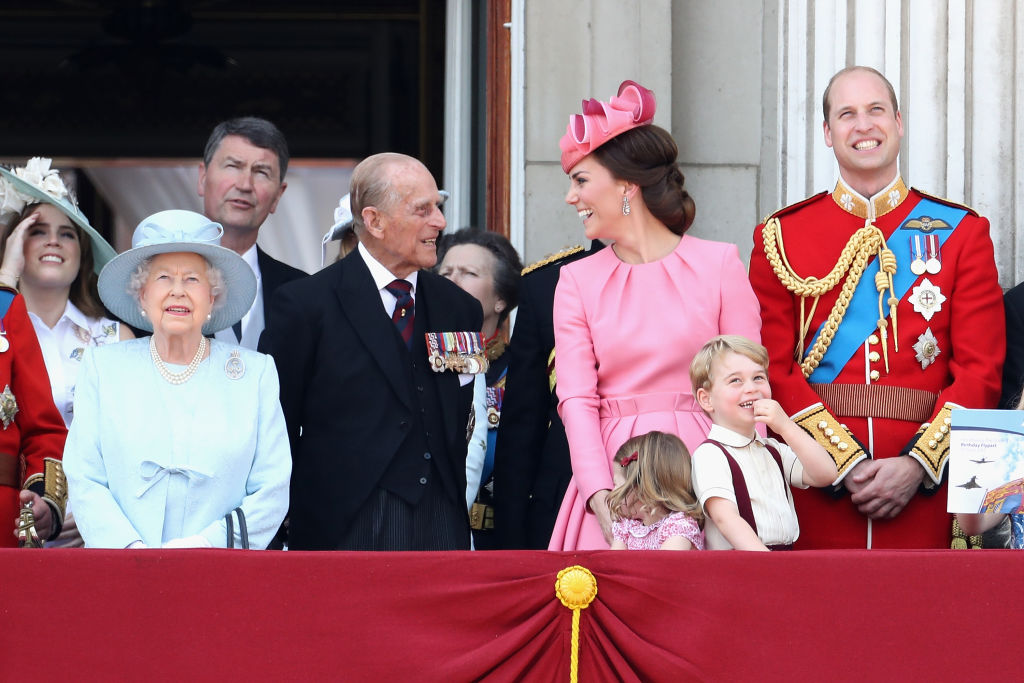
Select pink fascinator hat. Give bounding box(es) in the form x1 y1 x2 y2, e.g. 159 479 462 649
559 79 657 173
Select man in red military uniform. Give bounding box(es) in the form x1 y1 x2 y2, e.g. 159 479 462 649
0 282 68 547
748 66 1004 548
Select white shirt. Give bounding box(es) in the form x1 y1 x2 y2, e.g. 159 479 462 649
214 243 264 349
692 424 808 549
29 301 120 428
357 242 418 316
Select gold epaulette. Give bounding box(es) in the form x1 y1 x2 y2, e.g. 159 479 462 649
522 245 585 276
792 403 867 482
904 402 957 485
909 188 980 217
760 191 830 225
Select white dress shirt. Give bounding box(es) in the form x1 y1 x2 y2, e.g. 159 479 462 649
214 243 264 349
29 301 120 428
692 424 808 549
357 242 418 316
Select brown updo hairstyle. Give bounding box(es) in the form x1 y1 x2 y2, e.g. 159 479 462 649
1 202 106 319
591 124 696 235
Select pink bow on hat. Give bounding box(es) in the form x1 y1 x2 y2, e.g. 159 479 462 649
559 80 657 173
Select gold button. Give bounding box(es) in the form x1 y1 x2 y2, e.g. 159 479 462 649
944 417 951 425
824 428 834 437
817 421 828 431
868 334 879 345
838 442 848 451
928 440 937 449
935 431 945 442
940 425 949 434
868 351 880 363
869 370 880 381
830 436 840 445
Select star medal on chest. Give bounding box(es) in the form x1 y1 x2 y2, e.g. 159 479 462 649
225 350 245 380
0 384 18 428
913 328 941 369
908 278 946 322
425 331 489 374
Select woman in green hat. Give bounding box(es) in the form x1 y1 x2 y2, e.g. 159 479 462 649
0 158 133 546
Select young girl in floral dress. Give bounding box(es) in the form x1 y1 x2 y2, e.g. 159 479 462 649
608 431 704 551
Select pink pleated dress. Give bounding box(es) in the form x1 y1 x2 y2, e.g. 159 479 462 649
548 235 761 550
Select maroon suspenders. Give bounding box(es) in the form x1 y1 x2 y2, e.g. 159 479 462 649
700 439 787 536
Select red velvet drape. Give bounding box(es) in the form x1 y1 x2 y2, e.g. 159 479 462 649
3 549 1018 681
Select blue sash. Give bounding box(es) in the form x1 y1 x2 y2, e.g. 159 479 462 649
806 198 967 383
0 289 14 319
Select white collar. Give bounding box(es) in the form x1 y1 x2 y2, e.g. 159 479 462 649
707 423 763 448
357 242 418 294
29 299 90 332
239 243 261 280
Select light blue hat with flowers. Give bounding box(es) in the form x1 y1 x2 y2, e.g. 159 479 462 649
98 210 256 334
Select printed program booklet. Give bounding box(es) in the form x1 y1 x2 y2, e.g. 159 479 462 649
948 409 1024 514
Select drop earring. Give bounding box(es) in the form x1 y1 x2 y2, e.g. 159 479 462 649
622 194 631 216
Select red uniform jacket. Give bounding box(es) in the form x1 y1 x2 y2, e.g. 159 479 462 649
0 289 67 548
749 178 1004 548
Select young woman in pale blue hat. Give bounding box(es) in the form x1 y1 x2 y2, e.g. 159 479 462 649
0 158 131 546
62 209 291 549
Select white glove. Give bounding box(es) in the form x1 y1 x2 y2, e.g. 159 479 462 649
162 534 213 549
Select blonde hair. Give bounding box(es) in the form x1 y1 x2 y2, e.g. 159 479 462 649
689 334 769 394
607 431 703 525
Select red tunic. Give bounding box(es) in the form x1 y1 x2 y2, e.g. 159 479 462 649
0 290 67 548
749 179 1004 548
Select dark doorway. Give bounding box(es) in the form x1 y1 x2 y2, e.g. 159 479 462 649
0 1 447 175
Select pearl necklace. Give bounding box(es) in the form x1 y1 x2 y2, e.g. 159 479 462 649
150 336 207 385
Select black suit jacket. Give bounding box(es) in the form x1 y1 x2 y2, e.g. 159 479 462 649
493 242 602 549
1000 283 1022 409
260 249 482 550
257 246 307 328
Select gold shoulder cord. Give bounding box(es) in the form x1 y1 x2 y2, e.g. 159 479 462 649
761 217 898 378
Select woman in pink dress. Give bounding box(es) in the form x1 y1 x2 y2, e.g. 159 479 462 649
549 81 761 550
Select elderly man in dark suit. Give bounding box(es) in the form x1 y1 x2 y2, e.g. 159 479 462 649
199 117 306 349
261 152 482 550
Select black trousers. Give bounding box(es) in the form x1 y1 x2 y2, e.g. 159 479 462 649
337 483 470 551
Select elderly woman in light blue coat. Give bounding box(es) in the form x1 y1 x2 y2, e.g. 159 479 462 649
63 210 290 549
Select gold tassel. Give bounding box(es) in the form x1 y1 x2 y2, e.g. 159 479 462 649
556 565 598 683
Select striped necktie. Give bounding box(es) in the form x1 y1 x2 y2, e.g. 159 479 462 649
385 279 415 348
